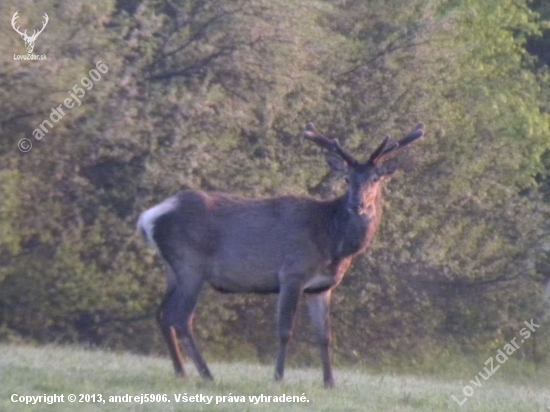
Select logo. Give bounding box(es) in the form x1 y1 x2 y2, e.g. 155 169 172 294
11 10 48 60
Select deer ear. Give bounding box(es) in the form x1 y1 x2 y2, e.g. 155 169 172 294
325 152 348 172
378 158 398 176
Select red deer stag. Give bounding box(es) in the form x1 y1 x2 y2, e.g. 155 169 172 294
138 122 425 387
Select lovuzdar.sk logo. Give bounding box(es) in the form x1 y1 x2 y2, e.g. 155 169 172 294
11 10 48 61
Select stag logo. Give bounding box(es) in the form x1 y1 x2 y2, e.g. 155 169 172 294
11 11 48 54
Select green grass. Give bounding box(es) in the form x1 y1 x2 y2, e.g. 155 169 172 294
1 343 550 411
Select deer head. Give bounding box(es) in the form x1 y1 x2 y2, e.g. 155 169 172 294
304 122 425 215
11 11 49 54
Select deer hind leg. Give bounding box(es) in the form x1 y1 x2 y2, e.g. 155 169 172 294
157 283 186 377
274 279 302 381
306 290 334 387
173 265 213 380
158 258 213 381
174 283 213 381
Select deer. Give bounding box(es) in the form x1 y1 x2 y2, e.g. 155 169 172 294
11 11 49 54
137 122 425 387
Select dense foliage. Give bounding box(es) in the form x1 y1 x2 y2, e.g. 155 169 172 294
1 0 549 368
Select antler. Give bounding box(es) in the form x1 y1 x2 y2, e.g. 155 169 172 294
368 135 398 163
303 123 358 166
11 11 26 37
370 122 425 164
11 11 48 40
28 13 48 40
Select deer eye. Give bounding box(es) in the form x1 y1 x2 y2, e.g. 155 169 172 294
344 176 350 183
373 176 380 183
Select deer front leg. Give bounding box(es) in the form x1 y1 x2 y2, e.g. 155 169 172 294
307 290 334 387
274 279 302 381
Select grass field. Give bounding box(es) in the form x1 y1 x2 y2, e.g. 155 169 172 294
1 343 549 411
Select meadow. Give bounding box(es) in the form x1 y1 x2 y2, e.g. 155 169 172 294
1 344 549 412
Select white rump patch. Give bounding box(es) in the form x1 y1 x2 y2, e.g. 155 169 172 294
137 196 178 249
